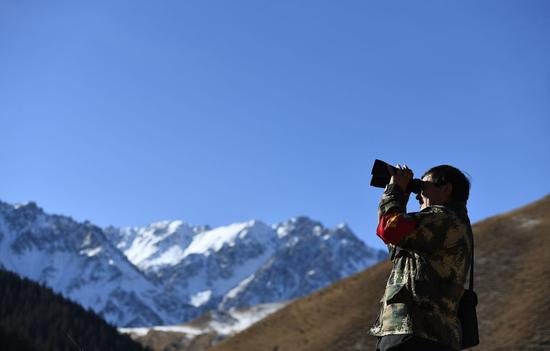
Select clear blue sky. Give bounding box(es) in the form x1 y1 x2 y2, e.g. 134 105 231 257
1 0 549 249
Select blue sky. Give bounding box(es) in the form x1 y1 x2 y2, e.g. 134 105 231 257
1 0 549 249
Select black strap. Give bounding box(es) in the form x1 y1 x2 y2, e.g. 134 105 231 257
468 227 474 290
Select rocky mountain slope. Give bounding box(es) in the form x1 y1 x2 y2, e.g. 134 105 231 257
106 216 386 320
0 201 182 327
211 195 550 351
0 200 386 328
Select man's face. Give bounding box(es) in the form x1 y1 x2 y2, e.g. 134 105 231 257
417 173 451 210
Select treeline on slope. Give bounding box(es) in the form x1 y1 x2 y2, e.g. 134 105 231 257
0 269 150 351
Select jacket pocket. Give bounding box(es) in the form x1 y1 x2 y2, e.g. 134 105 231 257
385 283 412 305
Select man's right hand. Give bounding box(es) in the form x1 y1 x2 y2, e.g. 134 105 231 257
388 164 413 194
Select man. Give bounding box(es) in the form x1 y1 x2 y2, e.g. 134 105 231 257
369 164 473 351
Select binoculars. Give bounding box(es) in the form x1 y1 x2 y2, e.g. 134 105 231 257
370 159 423 194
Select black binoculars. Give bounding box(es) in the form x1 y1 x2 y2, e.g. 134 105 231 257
370 159 423 194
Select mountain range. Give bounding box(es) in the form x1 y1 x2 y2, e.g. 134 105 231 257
0 200 386 327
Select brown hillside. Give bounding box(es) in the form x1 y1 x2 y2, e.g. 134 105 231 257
211 195 550 351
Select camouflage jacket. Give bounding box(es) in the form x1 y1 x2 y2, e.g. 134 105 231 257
369 184 473 351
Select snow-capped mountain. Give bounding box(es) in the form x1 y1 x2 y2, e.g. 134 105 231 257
218 217 386 310
107 216 386 315
0 201 195 326
106 220 282 313
105 221 199 275
0 200 386 328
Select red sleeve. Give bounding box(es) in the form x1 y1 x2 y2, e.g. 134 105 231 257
376 211 417 245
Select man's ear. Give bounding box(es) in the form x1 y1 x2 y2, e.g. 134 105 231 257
442 183 453 201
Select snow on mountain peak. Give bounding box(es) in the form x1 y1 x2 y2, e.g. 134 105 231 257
182 220 273 257
337 223 349 230
106 220 196 270
14 201 40 210
148 220 185 233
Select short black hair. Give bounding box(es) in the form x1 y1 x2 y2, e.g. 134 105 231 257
422 165 470 204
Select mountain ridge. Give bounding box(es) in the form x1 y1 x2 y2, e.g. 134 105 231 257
0 199 386 328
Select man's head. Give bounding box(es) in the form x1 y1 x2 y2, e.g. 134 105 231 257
416 165 470 210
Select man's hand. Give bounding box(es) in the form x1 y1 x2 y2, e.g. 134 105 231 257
388 164 413 196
